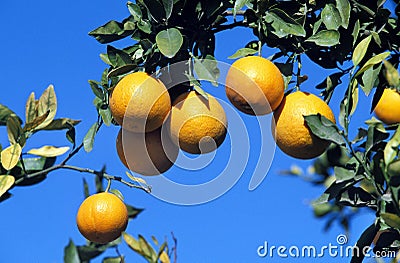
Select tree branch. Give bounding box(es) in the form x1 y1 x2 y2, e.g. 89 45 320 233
211 20 247 33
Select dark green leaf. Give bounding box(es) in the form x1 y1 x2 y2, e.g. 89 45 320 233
140 0 165 22
337 187 376 208
321 4 342 30
352 35 372 68
138 20 152 34
228 48 257 59
83 122 99 153
334 166 356 183
126 204 144 219
336 0 350 29
194 55 220 87
352 128 368 144
350 223 378 263
384 126 400 166
25 92 37 123
361 64 382 96
304 114 346 146
77 244 106 261
305 30 340 46
365 124 389 154
7 116 25 147
0 104 22 126
13 156 56 186
64 240 80 263
381 213 400 229
312 202 333 217
89 80 104 99
103 257 123 263
66 127 76 146
162 0 173 19
264 9 306 37
156 28 183 58
107 45 132 68
89 20 135 44
127 2 142 22
316 72 344 102
83 178 89 198
107 64 137 78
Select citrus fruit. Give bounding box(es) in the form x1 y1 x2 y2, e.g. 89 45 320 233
225 56 284 115
374 88 400 125
272 91 336 159
76 192 128 244
168 91 227 154
116 127 178 175
109 72 171 132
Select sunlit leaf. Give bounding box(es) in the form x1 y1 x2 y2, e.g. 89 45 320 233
264 9 306 37
321 4 342 30
0 175 15 198
334 166 356 183
127 2 142 22
162 0 173 19
125 171 148 185
383 60 400 88
336 0 350 29
381 213 400 229
384 126 400 166
84 122 99 153
361 64 382 96
156 28 183 58
0 104 22 126
28 145 70 157
99 107 113 126
23 110 50 132
159 251 170 263
1 144 22 170
349 79 359 116
352 20 360 46
25 92 37 123
64 239 80 263
194 55 220 86
138 235 157 261
102 257 123 263
355 52 390 77
233 0 249 17
228 47 257 59
305 30 340 46
41 118 81 130
124 233 142 253
352 35 372 68
36 85 57 130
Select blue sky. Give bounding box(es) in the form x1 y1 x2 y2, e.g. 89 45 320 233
0 1 382 262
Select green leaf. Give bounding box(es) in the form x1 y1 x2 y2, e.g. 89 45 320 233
312 202 332 217
304 114 346 146
110 189 124 201
107 64 137 78
228 48 257 59
127 2 142 22
159 250 170 263
28 145 70 157
89 20 135 44
137 20 152 34
384 126 400 166
139 235 157 261
64 239 80 263
89 80 104 99
194 55 220 87
312 19 323 35
349 79 359 116
381 213 400 229
264 9 306 37
352 20 360 46
371 31 382 47
334 166 356 183
83 122 99 153
233 0 249 17
83 178 89 198
23 110 50 132
140 0 165 22
352 35 372 68
7 116 25 147
126 204 144 219
0 175 15 198
156 28 183 58
107 45 132 68
193 85 209 100
361 64 382 96
103 257 123 263
25 92 37 123
365 124 389 154
162 0 173 19
321 4 342 30
77 245 106 261
336 0 350 29
383 60 400 88
99 107 112 127
125 171 148 185
355 52 391 77
1 144 22 170
41 118 81 131
305 30 340 46
36 85 57 130
0 104 22 126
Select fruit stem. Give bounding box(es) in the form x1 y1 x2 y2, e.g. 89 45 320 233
105 178 112 192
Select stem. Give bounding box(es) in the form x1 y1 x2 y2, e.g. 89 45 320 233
296 54 302 90
222 10 246 16
105 178 112 192
211 20 247 33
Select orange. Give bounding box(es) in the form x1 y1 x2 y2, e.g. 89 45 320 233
76 192 128 244
167 91 227 154
374 88 400 125
272 91 336 159
116 127 178 175
225 56 284 115
109 72 171 132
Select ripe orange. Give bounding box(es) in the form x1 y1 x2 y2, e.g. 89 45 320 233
109 72 171 132
116 127 178 175
167 91 227 154
272 91 336 159
76 192 128 244
225 56 284 115
374 88 400 125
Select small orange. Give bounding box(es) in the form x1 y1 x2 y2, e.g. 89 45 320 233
109 72 171 132
272 91 336 159
116 127 178 175
374 88 400 125
225 56 284 115
168 91 227 154
76 192 128 244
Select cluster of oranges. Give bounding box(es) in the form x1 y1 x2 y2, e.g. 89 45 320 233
76 55 400 244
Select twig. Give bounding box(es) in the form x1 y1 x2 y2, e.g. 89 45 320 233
222 10 246 16
171 232 178 263
211 20 247 33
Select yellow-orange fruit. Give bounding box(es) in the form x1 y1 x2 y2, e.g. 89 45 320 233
76 192 128 244
374 88 400 125
109 72 171 132
225 56 284 115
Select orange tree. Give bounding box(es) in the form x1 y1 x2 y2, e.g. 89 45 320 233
1 0 400 262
